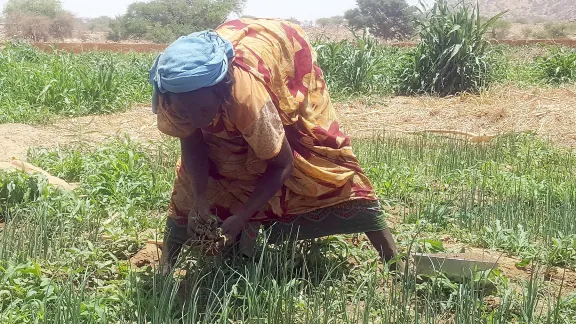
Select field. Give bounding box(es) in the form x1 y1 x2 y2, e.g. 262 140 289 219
1 37 576 323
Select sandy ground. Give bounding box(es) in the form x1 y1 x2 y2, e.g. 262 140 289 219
2 85 576 163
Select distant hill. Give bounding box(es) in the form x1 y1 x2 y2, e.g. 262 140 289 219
450 0 576 22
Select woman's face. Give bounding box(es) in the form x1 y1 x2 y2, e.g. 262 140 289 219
170 88 220 129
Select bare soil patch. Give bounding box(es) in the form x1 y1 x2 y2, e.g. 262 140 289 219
130 243 162 268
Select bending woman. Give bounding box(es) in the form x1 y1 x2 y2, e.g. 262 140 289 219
149 18 400 268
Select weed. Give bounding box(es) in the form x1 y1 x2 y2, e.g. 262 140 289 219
537 48 576 84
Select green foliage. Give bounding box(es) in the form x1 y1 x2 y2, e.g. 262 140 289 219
86 16 114 33
344 0 417 40
109 0 244 43
395 0 505 96
315 31 406 95
3 0 63 18
536 49 576 84
0 42 154 123
2 0 75 41
28 136 178 212
0 133 575 321
0 171 44 216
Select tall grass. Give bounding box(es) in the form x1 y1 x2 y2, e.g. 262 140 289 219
356 132 576 264
315 31 407 96
0 42 154 124
395 0 505 96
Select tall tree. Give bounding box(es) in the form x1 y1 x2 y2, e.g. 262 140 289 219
109 0 245 43
344 0 416 39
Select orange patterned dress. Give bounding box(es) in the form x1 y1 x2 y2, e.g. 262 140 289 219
156 18 384 247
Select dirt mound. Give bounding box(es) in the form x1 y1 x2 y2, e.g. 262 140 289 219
130 244 162 268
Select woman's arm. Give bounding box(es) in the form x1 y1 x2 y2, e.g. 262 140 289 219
221 136 294 237
180 130 211 231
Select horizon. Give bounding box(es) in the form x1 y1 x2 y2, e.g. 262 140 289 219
0 0 435 21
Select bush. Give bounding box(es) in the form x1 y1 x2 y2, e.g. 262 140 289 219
394 0 505 96
2 0 75 41
316 16 344 28
521 26 533 38
537 49 576 84
4 13 51 41
543 22 569 39
488 19 511 39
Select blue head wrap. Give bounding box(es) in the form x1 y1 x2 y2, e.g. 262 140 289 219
149 31 235 113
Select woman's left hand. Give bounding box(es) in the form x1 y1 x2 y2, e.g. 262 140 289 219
221 214 249 239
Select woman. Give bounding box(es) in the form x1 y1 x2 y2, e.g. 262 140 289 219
149 18 400 268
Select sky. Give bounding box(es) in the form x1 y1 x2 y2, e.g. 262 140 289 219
0 0 434 21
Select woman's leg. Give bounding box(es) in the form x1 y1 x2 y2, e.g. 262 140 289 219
160 218 189 274
365 229 398 261
366 229 405 271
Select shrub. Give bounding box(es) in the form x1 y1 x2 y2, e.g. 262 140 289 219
521 26 533 38
2 0 75 41
543 22 569 39
4 13 51 41
488 19 511 39
537 49 576 84
394 0 505 96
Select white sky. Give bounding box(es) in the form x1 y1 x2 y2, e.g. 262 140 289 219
0 0 434 21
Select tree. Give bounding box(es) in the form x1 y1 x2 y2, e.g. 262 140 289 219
110 0 245 43
3 0 63 18
344 0 416 39
316 16 344 28
87 16 114 33
3 0 75 40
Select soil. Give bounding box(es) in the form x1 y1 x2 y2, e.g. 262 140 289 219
441 246 576 297
129 243 162 268
424 252 501 264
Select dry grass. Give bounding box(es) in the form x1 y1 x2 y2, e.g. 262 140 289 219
337 84 576 149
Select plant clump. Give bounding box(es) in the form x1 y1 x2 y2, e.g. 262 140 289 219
395 0 505 96
187 211 232 256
